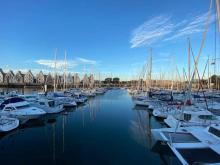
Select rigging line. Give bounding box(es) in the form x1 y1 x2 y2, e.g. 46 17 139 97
215 0 217 81
190 0 213 83
191 46 209 110
216 0 220 34
201 59 209 80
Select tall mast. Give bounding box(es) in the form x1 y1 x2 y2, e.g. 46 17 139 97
54 48 57 92
149 48 152 89
83 65 85 89
208 55 210 89
63 50 67 91
217 0 220 33
188 38 191 83
99 72 101 88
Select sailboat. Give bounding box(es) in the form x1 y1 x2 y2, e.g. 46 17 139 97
134 48 155 107
151 1 220 164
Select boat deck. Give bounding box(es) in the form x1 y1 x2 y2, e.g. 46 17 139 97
178 148 220 164
163 132 200 143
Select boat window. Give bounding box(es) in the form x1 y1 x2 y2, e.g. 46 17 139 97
208 127 220 138
184 113 191 121
198 115 213 120
4 107 13 111
26 96 34 99
39 102 45 105
10 98 25 103
48 101 55 107
16 104 30 109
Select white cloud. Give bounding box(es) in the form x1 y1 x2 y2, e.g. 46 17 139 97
130 12 215 47
153 58 171 63
35 57 97 69
164 12 215 41
35 59 77 69
130 15 174 48
76 57 97 65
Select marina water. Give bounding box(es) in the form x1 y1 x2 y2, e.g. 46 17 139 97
0 89 181 165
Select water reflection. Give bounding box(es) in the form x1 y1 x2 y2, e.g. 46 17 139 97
132 106 181 165
0 89 182 165
131 108 152 148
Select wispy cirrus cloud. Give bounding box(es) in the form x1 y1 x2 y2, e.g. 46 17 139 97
76 57 97 65
130 15 173 48
35 57 97 69
164 12 215 41
35 59 75 69
130 12 215 48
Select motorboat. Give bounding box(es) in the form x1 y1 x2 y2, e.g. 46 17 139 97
95 88 106 94
32 98 64 114
0 97 26 110
0 100 46 120
81 90 96 97
18 94 38 104
48 92 77 108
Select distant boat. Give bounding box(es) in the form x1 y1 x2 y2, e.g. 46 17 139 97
48 92 77 108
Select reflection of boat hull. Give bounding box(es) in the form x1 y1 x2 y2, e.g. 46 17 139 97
32 103 64 114
63 102 77 108
134 100 149 107
0 117 19 132
9 114 44 120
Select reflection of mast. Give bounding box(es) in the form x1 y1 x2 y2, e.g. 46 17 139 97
146 111 152 147
52 123 56 161
135 110 152 147
62 115 65 153
80 107 85 128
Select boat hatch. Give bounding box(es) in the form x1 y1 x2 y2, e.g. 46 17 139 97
177 148 220 164
163 132 200 143
208 126 220 138
198 115 215 120
16 104 30 109
184 114 191 121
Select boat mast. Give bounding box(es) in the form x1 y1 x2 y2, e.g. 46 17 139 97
216 0 220 33
63 50 67 91
188 38 191 84
54 48 57 92
188 0 212 94
208 55 210 89
149 48 152 90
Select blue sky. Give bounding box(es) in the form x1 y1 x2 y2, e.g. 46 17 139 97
0 0 218 80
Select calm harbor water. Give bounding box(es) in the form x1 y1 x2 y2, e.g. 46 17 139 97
0 89 181 165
